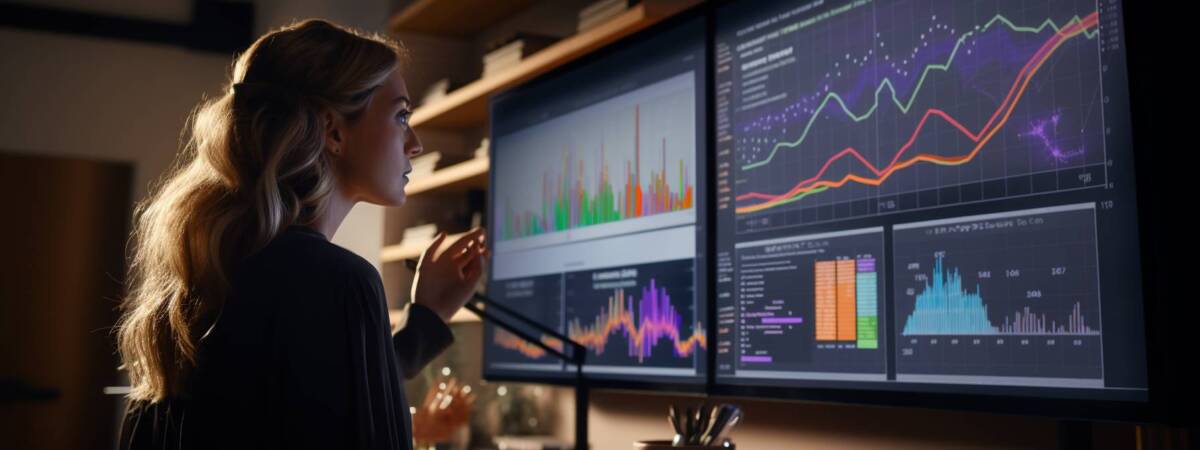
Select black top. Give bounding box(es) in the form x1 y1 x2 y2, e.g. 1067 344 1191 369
117 225 455 450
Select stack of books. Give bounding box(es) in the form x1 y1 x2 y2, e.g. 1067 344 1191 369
482 33 558 78
577 0 634 33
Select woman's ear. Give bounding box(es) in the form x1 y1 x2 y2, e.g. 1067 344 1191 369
323 110 345 157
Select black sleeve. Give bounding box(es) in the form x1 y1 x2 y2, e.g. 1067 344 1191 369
391 302 455 379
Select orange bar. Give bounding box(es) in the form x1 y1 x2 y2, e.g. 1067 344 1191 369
836 259 857 341
815 261 837 341
635 184 643 217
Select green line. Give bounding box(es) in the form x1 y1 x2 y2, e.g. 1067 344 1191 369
741 13 1099 171
747 185 831 211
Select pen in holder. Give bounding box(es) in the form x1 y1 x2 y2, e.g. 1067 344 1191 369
635 402 741 448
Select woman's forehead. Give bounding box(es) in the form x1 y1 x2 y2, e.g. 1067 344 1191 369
369 70 410 112
380 70 409 99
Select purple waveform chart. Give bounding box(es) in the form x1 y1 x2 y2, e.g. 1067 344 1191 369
563 258 704 372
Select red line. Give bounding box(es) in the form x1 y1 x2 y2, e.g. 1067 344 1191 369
736 12 1098 205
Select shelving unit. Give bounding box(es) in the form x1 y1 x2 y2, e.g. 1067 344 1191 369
406 1 697 130
380 230 472 263
402 157 488 196
387 0 538 38
389 307 478 327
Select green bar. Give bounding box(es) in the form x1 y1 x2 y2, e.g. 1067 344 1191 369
857 316 878 349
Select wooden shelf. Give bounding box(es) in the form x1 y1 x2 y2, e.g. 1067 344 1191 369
409 0 699 130
403 157 488 196
388 0 538 37
389 307 479 326
379 239 426 263
381 231 473 263
449 308 478 323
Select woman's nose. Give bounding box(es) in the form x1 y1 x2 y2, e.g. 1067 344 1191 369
404 128 423 158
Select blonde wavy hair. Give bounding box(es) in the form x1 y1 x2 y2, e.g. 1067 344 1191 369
114 19 407 402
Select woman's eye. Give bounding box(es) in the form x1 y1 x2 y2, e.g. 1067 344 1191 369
396 110 412 126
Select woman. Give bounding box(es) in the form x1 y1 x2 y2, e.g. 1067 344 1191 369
113 19 486 449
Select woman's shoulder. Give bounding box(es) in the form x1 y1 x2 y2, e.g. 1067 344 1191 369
238 225 379 283
225 225 384 318
118 398 187 450
222 225 386 337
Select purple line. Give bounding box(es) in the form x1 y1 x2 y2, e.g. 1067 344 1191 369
741 355 772 363
762 317 804 324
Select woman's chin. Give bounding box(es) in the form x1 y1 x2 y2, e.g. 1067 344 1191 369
366 188 406 207
388 179 409 206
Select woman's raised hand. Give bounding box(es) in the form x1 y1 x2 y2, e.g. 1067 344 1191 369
411 227 489 322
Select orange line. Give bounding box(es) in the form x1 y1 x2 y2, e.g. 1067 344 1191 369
737 12 1098 214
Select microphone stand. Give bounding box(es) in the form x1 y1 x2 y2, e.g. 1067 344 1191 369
404 259 589 450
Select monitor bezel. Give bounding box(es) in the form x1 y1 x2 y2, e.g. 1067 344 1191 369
479 0 1180 424
702 0 1177 425
482 4 712 395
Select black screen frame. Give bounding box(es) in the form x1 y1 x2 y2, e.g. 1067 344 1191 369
702 0 1181 425
482 4 712 395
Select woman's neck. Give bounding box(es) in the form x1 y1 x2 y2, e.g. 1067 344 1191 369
312 187 356 240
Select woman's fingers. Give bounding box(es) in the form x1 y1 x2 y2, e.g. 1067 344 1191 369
421 231 448 264
452 242 479 275
463 254 482 279
457 253 475 279
460 250 488 281
452 239 485 265
450 238 487 274
421 228 487 281
451 238 478 259
444 227 485 258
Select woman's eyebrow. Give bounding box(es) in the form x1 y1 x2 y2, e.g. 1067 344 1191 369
393 96 411 108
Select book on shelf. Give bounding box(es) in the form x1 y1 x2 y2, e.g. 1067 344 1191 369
482 32 559 78
577 0 635 33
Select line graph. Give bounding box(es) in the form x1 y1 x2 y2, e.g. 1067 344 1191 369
724 0 1109 231
737 12 1098 212
739 12 1099 171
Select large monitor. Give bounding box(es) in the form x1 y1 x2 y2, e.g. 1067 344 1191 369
485 15 708 388
712 0 1152 417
